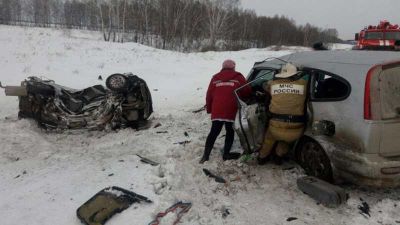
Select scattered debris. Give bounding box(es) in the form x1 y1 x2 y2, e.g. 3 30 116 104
230 176 241 182
98 75 103 80
286 217 298 222
297 176 348 208
14 175 21 179
153 89 158 91
240 154 254 163
156 131 168 134
136 154 160 166
148 201 192 225
184 131 189 137
77 186 152 225
222 208 231 219
118 159 124 162
282 166 295 171
108 173 114 177
358 198 371 218
153 123 162 128
192 105 206 113
203 168 226 184
174 140 191 145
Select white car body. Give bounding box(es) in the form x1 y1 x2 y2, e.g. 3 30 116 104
235 50 400 187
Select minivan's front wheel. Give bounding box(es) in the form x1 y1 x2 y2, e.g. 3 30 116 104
296 137 333 182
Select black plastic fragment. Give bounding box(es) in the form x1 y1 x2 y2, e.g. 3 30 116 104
136 154 159 166
358 198 371 218
297 176 348 208
203 168 226 183
287 217 298 222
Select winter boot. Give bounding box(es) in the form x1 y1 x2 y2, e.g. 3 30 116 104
222 146 241 161
223 152 241 161
257 155 271 165
199 148 212 164
271 154 283 165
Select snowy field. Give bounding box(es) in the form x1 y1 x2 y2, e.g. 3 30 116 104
0 25 398 225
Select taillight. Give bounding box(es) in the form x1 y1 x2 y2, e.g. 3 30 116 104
364 68 373 120
364 65 380 120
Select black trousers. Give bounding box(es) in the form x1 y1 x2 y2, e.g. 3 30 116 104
202 120 234 159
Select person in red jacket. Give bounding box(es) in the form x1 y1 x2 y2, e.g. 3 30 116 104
199 59 251 164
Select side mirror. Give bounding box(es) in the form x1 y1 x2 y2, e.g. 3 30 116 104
311 120 335 137
355 33 359 41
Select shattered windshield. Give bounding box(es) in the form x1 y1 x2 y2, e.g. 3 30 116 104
250 69 275 88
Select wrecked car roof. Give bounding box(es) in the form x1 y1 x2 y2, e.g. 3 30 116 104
254 50 400 77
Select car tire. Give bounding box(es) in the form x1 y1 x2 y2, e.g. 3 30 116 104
295 137 333 182
106 74 128 92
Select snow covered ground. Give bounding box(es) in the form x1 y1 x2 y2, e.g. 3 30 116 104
0 25 398 225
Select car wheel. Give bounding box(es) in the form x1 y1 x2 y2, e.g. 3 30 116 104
106 74 128 92
296 137 333 182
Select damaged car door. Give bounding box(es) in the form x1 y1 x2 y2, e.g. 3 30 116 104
234 68 276 154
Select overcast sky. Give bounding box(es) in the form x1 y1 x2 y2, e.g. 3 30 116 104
240 0 400 40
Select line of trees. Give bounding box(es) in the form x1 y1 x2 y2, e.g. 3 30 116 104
0 0 340 51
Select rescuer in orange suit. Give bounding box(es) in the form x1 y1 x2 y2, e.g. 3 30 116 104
258 63 309 165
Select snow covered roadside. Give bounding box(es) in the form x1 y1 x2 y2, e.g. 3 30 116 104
0 25 398 225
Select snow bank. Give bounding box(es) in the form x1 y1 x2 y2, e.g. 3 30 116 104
0 25 398 225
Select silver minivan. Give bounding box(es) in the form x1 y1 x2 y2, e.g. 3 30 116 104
235 50 400 187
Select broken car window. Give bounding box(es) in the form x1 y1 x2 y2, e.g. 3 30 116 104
249 69 275 92
312 72 350 101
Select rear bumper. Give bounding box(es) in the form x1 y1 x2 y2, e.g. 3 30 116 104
312 136 400 187
332 152 400 187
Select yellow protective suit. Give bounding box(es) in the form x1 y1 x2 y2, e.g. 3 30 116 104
259 75 308 158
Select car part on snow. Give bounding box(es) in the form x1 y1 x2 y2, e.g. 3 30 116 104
156 131 168 134
286 217 298 222
173 140 191 145
192 105 206 113
312 42 329 51
1 82 28 96
358 198 371 218
77 186 152 225
222 208 231 219
3 74 153 130
297 176 348 208
203 168 226 183
148 201 192 225
136 154 159 166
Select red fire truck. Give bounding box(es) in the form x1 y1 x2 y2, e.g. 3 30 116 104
355 20 400 50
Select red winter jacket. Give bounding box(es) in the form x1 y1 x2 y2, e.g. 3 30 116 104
206 69 251 121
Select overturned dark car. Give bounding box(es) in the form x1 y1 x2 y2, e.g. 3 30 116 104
1 73 153 130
